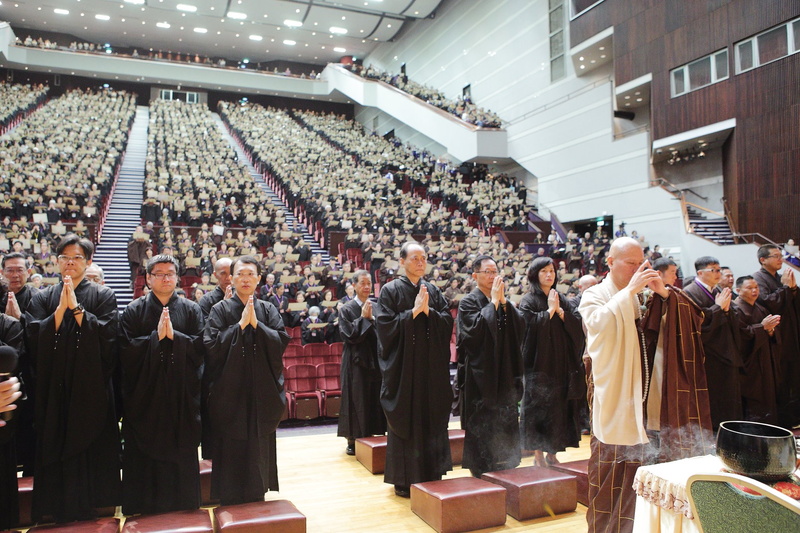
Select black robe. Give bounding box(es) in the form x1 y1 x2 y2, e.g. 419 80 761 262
456 289 524 476
119 292 205 515
753 268 800 426
203 295 289 505
0 315 23 530
683 282 743 430
198 285 225 318
25 279 121 523
733 297 781 425
197 284 225 458
519 290 584 454
375 277 453 487
337 299 386 440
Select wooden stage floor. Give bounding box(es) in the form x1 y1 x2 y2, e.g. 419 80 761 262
269 421 591 532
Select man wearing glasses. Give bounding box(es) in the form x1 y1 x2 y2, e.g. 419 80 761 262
25 234 120 522
203 256 289 505
752 244 799 427
683 256 743 431
456 255 524 477
374 241 453 497
118 254 205 515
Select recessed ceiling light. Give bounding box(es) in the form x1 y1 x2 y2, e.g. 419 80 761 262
54 8 69 15
176 4 197 12
283 40 296 45
333 47 346 53
194 27 207 33
227 11 247 20
249 35 262 41
330 26 347 34
284 19 302 27
125 0 145 5
156 22 170 29
95 14 110 20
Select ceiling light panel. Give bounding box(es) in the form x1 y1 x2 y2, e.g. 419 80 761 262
227 11 247 20
176 4 197 13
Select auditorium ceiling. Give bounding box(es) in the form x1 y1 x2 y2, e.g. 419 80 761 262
3 0 443 65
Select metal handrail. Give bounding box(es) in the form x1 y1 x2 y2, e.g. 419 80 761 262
653 177 708 201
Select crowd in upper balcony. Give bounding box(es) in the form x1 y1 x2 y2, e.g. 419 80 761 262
345 63 503 128
15 34 321 79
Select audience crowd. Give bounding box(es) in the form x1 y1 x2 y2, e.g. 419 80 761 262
0 82 49 135
346 63 503 128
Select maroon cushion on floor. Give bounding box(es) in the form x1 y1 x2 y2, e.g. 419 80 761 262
31 517 120 532
355 436 387 474
482 466 577 521
411 477 506 533
121 509 212 532
548 459 589 506
214 500 306 533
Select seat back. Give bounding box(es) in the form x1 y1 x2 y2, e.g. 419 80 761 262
687 472 800 533
315 362 341 393
284 364 317 394
303 343 329 366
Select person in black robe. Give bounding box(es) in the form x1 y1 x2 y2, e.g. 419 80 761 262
337 270 386 456
683 257 743 430
456 256 524 477
197 256 232 459
752 244 800 427
203 255 290 505
267 283 291 327
198 257 233 319
1 252 36 476
119 255 205 515
0 318 23 530
733 276 782 425
25 234 121 523
375 242 453 497
519 256 584 467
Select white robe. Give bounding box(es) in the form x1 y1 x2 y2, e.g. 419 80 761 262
579 277 649 446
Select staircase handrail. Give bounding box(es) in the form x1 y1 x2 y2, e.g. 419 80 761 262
684 201 725 219
652 176 708 201
721 197 740 241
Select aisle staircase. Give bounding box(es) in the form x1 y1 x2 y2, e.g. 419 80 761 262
687 205 735 246
213 113 328 261
93 106 149 309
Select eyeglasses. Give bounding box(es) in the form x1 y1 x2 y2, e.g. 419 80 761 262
699 268 721 273
476 270 499 275
767 254 783 259
57 255 86 262
150 273 177 280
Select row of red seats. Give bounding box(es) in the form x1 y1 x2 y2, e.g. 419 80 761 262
283 362 341 420
284 342 341 368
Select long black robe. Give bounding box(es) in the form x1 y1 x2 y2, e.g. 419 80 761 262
198 285 225 318
337 299 386 440
753 268 800 426
0 316 23 530
375 277 453 487
733 297 781 425
3 286 36 476
25 279 121 523
197 284 225 458
456 289 524 476
519 290 584 454
119 292 205 515
683 282 743 430
203 295 289 505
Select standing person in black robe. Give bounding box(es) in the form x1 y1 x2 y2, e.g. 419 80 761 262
375 242 453 498
0 316 23 530
119 255 205 515
752 244 800 427
733 276 782 425
683 256 743 430
456 255 524 477
337 270 386 456
197 256 232 459
25 234 121 523
519 256 584 467
203 255 290 505
2 252 36 476
198 257 233 318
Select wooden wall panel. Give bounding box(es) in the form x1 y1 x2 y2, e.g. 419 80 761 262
570 0 800 242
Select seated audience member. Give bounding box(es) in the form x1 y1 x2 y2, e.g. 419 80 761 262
301 306 327 344
268 283 291 327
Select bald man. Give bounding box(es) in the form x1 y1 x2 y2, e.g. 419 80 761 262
198 257 233 318
579 238 712 533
